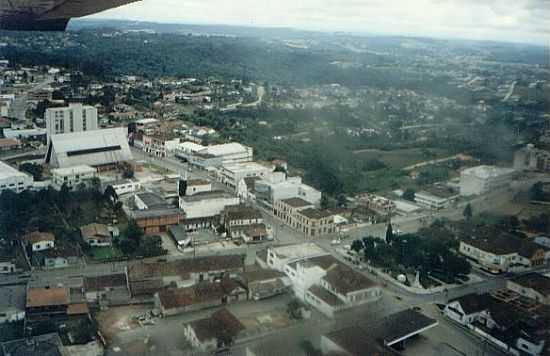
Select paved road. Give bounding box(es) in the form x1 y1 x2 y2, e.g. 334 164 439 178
8 76 53 121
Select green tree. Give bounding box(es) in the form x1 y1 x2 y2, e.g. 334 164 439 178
385 223 394 245
350 240 364 253
463 203 473 221
136 235 166 257
19 163 43 181
530 182 546 201
402 188 416 202
125 219 144 245
104 185 118 205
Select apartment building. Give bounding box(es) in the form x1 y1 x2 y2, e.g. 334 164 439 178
0 161 33 194
45 103 98 143
459 165 516 196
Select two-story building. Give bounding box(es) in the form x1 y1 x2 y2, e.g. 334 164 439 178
51 165 97 191
507 273 550 305
274 198 336 238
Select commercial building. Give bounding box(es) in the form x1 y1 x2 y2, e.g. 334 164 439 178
264 243 328 272
51 165 97 190
45 103 98 143
414 186 459 210
0 161 33 193
175 142 253 169
129 192 183 234
45 127 132 169
142 134 180 158
355 193 396 215
219 161 273 190
103 179 140 196
459 233 549 274
3 128 47 141
321 310 438 355
250 173 322 207
459 165 516 196
514 144 550 173
273 198 336 238
183 178 212 196
179 190 240 230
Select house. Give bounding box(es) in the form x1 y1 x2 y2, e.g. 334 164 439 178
154 278 247 316
23 231 55 252
0 285 26 323
42 245 81 269
222 205 270 242
184 308 245 351
83 273 130 305
321 309 438 355
127 255 245 298
283 255 381 317
0 257 16 274
507 273 550 305
459 233 549 274
80 223 113 247
240 269 290 300
443 293 493 325
26 287 70 321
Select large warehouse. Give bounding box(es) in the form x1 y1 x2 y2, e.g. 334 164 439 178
45 127 133 169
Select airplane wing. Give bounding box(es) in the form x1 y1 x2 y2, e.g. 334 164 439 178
0 0 141 31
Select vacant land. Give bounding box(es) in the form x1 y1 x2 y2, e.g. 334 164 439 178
353 148 451 169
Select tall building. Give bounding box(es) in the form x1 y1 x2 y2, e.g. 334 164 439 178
459 165 516 196
45 103 98 143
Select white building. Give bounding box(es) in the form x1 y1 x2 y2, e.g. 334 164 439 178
184 179 212 196
23 231 55 252
459 165 516 196
514 144 550 173
45 103 98 143
175 142 253 169
179 191 240 220
0 161 33 194
0 258 16 274
103 179 140 196
51 165 97 190
265 243 328 272
45 127 132 169
250 173 322 207
414 187 459 210
219 162 273 189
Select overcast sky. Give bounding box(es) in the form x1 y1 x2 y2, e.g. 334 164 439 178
88 0 550 44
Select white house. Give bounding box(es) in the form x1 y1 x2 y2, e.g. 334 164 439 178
0 257 16 274
265 243 328 272
23 232 55 252
443 293 492 326
219 162 273 190
80 223 113 247
507 273 550 305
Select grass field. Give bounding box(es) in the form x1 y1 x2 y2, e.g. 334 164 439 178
88 246 123 261
352 148 451 169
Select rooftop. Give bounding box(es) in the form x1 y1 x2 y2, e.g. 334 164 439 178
0 333 66 356
0 284 26 313
510 273 550 297
84 273 127 292
461 165 515 179
187 178 210 186
279 197 313 208
224 205 263 221
222 161 270 173
80 223 110 239
0 161 29 180
26 287 69 308
188 308 245 343
135 192 168 209
449 293 493 314
202 142 250 157
181 190 236 202
308 285 344 306
462 233 546 258
299 208 334 220
268 243 327 261
51 165 96 176
23 231 55 244
322 263 378 294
